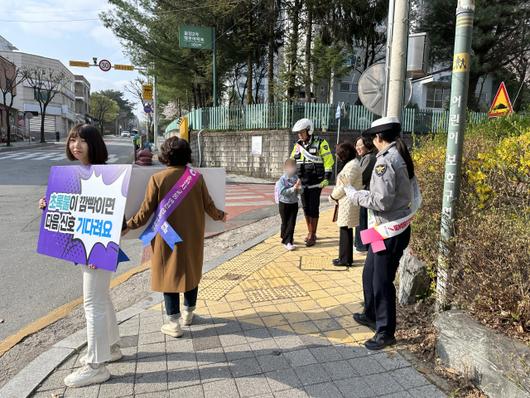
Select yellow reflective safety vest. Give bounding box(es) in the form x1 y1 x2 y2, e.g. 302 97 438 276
290 136 334 186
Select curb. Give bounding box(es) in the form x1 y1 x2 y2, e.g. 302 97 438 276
0 143 57 153
0 223 282 398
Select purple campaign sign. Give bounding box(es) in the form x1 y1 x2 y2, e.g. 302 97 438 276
37 165 132 271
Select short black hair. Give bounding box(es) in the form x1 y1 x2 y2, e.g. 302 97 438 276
336 140 357 163
66 124 108 164
159 136 192 166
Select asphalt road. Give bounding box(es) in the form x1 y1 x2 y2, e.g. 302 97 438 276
0 136 144 340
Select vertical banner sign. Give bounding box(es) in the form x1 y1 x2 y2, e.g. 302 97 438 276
436 0 475 310
142 84 153 101
37 165 132 271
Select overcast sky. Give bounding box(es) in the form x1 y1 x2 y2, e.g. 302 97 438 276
0 0 145 119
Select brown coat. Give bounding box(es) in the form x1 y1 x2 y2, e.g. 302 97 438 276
127 166 224 293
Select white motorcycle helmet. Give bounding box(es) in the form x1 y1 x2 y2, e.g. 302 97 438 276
292 118 314 135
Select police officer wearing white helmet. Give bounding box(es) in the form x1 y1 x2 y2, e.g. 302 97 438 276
340 116 419 350
290 118 334 246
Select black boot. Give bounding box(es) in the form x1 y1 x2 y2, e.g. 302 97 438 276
364 333 396 351
353 313 376 330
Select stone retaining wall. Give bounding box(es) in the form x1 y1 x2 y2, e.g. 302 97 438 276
434 310 530 398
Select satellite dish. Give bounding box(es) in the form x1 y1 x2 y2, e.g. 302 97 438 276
358 63 412 116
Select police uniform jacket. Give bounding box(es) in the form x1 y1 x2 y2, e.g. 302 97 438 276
346 142 411 225
290 135 334 186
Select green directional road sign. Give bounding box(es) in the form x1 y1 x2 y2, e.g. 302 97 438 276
179 25 213 50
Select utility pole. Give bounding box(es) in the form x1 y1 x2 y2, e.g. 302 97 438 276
153 74 158 147
385 0 409 118
382 0 395 116
436 0 475 310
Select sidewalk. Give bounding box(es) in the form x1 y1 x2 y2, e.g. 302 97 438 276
26 208 446 398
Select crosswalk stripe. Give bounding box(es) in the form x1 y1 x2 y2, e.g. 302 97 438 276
0 152 28 160
51 154 67 161
11 153 38 160
31 152 61 160
107 155 119 164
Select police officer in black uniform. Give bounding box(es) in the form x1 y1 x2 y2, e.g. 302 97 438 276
290 118 334 246
341 116 417 350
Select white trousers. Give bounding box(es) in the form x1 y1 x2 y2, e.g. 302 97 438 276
82 266 120 364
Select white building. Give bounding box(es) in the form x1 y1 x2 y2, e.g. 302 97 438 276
0 36 76 140
74 74 90 122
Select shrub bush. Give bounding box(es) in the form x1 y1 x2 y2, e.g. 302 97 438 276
410 114 530 339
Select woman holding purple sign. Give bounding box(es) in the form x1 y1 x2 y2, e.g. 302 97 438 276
39 124 122 388
125 137 226 338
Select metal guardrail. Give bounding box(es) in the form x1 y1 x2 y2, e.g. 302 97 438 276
166 102 488 135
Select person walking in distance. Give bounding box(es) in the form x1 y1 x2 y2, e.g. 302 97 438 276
290 118 334 247
341 117 420 350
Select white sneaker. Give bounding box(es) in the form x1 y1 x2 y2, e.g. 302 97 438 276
182 310 194 326
161 320 183 338
286 243 296 251
79 344 123 366
64 364 110 388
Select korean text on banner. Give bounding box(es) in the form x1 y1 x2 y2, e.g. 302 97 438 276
37 165 132 272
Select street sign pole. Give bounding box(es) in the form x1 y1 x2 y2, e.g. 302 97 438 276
153 75 158 147
212 28 217 107
334 103 342 178
436 0 475 310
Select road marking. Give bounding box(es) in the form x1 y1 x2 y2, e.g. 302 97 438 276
0 262 150 357
0 152 29 160
226 200 274 207
31 152 61 160
225 195 267 200
10 153 39 160
107 154 119 163
51 153 67 161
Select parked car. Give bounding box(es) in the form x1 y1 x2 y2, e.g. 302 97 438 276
120 131 131 137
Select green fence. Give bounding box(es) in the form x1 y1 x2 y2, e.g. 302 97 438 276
166 102 488 135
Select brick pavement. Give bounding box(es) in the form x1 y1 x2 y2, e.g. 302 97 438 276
30 208 446 398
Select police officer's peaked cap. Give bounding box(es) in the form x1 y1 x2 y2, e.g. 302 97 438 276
362 116 401 138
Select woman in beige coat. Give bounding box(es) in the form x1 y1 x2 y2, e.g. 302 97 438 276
329 141 363 267
125 137 226 338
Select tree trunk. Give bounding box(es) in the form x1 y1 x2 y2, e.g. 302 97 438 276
287 0 301 101
6 107 11 146
197 84 203 108
304 5 313 102
247 56 254 105
40 106 46 143
191 84 198 109
267 0 276 103
467 71 481 111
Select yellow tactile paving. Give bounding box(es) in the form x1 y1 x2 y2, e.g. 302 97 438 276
192 208 369 346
